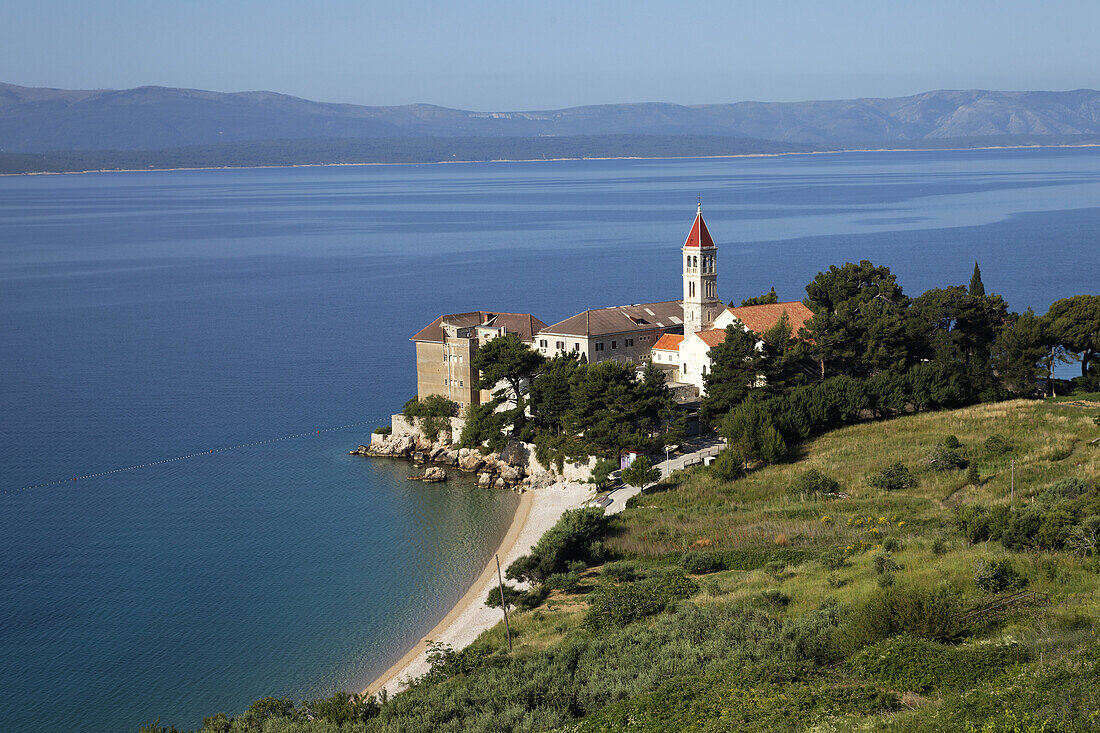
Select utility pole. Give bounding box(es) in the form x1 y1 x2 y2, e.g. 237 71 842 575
495 554 512 653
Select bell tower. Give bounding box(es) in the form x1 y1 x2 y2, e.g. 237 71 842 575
682 202 721 335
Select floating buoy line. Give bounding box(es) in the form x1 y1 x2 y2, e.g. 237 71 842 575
4 418 389 496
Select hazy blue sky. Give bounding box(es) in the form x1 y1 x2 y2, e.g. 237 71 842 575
1 0 1097 109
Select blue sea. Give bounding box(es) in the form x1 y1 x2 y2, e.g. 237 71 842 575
2 147 1099 732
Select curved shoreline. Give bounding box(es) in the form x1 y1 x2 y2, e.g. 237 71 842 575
363 481 591 697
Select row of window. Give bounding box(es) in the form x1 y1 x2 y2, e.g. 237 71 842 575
685 254 716 273
443 354 464 363
443 378 465 387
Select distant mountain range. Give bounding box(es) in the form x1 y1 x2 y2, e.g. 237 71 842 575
2 82 1100 171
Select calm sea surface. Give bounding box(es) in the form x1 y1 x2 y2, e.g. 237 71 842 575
2 148 1099 732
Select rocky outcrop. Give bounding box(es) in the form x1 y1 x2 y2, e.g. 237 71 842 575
354 423 601 493
408 466 447 483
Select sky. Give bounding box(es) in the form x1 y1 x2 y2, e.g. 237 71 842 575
1 0 1098 110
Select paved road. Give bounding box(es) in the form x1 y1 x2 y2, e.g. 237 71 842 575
597 437 726 515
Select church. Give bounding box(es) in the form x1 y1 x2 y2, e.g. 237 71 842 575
411 205 812 409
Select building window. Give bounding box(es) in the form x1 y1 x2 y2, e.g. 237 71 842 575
626 338 634 347
540 339 547 347
556 341 564 350
595 342 604 351
459 380 463 387
443 378 449 386
573 343 580 351
611 340 617 349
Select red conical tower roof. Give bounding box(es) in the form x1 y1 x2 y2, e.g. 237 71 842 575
683 203 715 248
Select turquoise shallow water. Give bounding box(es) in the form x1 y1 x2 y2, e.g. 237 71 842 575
1 147 1099 732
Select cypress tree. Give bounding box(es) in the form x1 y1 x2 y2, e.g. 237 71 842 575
970 262 986 297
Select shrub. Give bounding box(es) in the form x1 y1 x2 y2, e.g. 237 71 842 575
877 572 896 588
882 537 901 553
402 395 456 443
931 537 948 555
966 464 981 485
584 572 698 631
760 589 790 607
1038 477 1090 504
943 435 962 450
974 558 1029 593
718 547 815 571
506 507 608 584
867 462 916 491
373 425 392 435
681 551 721 575
601 561 638 582
929 441 968 471
764 561 787 581
485 583 548 611
820 548 849 570
845 636 1030 694
787 469 841 500
872 551 900 575
544 571 583 594
710 448 744 481
984 433 1013 455
845 583 963 650
588 457 618 488
621 455 661 487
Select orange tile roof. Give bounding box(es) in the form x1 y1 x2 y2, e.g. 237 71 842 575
694 329 729 347
653 333 684 351
724 301 814 338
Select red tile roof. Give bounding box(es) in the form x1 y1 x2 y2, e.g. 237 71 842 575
724 301 814 338
683 212 715 248
653 333 684 351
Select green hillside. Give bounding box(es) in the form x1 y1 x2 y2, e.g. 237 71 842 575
147 396 1100 732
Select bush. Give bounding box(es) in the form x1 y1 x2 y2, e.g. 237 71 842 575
621 455 661 487
882 537 901 553
764 561 787 581
710 448 744 481
506 507 608 584
681 550 722 575
845 636 1030 694
845 583 963 650
601 561 638 583
984 433 1013 455
877 572 896 588
760 589 791 607
1038 477 1090 504
584 572 698 631
373 425 392 435
931 537 948 555
485 583 547 611
787 469 841 500
943 435 961 450
402 395 456 443
544 571 583 594
966 464 981 485
867 462 917 491
929 441 968 471
820 548 849 570
872 551 900 575
974 558 1029 593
